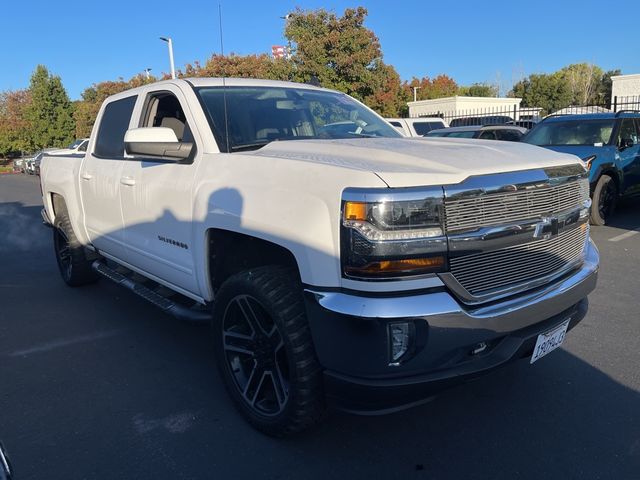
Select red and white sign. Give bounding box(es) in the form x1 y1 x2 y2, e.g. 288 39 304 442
272 45 286 59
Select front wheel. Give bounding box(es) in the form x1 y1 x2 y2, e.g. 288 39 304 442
212 266 325 436
590 174 617 226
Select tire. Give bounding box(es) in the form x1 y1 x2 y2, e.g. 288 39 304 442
590 174 617 226
212 266 325 436
53 209 99 287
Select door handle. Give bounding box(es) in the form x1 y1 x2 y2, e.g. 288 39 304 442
81 173 93 180
120 176 136 186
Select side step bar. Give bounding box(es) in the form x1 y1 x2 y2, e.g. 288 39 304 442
92 261 211 323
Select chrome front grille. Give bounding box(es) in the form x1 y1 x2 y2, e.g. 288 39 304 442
444 179 590 232
449 225 588 296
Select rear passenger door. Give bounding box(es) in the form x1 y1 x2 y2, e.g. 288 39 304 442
616 118 640 196
118 85 201 296
79 94 137 261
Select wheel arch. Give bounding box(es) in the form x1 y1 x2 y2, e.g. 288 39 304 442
206 228 301 295
591 164 621 194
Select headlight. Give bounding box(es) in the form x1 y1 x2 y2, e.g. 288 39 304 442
341 187 447 279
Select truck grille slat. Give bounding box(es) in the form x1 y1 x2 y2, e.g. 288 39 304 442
449 224 588 296
444 180 589 232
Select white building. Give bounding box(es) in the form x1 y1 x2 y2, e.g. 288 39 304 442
408 96 524 120
611 73 640 107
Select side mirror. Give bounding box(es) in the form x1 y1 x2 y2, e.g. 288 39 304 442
124 127 193 160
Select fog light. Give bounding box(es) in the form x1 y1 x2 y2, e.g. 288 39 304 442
388 322 414 365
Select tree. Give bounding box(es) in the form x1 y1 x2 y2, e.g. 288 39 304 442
284 7 405 116
74 74 157 138
559 63 604 105
182 54 293 81
510 63 622 114
597 69 622 106
458 83 498 97
0 90 33 156
403 75 458 102
24 65 75 149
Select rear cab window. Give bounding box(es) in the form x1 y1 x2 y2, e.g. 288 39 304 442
94 96 138 158
412 121 444 136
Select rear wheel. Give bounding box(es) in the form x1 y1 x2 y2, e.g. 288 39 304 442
212 266 325 436
53 210 98 286
590 174 617 226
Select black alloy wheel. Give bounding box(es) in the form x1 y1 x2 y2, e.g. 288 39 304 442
212 266 325 436
222 294 290 416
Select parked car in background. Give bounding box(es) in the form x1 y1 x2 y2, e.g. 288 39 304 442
515 119 540 130
47 138 89 156
29 152 45 175
386 117 448 136
449 115 514 127
12 158 24 172
427 125 527 141
24 154 38 175
523 112 640 225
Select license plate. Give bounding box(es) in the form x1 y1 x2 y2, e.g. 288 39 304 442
530 319 570 364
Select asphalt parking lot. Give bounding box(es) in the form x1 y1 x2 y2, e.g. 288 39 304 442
1 173 639 480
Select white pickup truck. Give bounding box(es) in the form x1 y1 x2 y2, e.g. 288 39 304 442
40 78 599 436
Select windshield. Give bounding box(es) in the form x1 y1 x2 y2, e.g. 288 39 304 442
195 86 402 152
525 119 615 146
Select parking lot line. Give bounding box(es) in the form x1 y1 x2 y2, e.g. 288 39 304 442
608 227 640 242
7 329 123 357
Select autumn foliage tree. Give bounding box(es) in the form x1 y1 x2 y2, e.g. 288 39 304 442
182 54 293 81
404 75 458 101
285 7 406 116
74 74 157 138
0 89 33 156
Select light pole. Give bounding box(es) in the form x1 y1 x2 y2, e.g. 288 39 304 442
144 68 152 80
413 86 420 103
280 13 293 59
159 37 176 79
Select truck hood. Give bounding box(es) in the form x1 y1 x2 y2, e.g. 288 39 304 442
253 137 583 187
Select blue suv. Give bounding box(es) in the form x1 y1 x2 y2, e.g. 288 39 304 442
523 112 640 225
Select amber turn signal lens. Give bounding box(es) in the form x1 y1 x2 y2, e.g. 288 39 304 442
344 201 367 221
346 256 445 276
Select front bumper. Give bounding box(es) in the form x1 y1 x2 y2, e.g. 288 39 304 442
304 240 599 414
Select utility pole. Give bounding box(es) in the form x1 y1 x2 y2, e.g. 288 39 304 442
159 37 176 79
413 86 421 102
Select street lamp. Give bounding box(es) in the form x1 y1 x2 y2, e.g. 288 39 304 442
159 37 176 79
143 68 152 80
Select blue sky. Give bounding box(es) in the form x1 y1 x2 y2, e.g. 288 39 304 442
2 0 639 100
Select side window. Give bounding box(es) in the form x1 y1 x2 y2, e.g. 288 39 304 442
78 140 88 152
618 119 639 147
413 122 439 136
140 92 189 141
389 121 402 128
94 96 137 158
478 130 497 140
496 129 523 142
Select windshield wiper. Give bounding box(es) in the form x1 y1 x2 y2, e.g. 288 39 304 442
230 141 272 152
345 132 376 138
